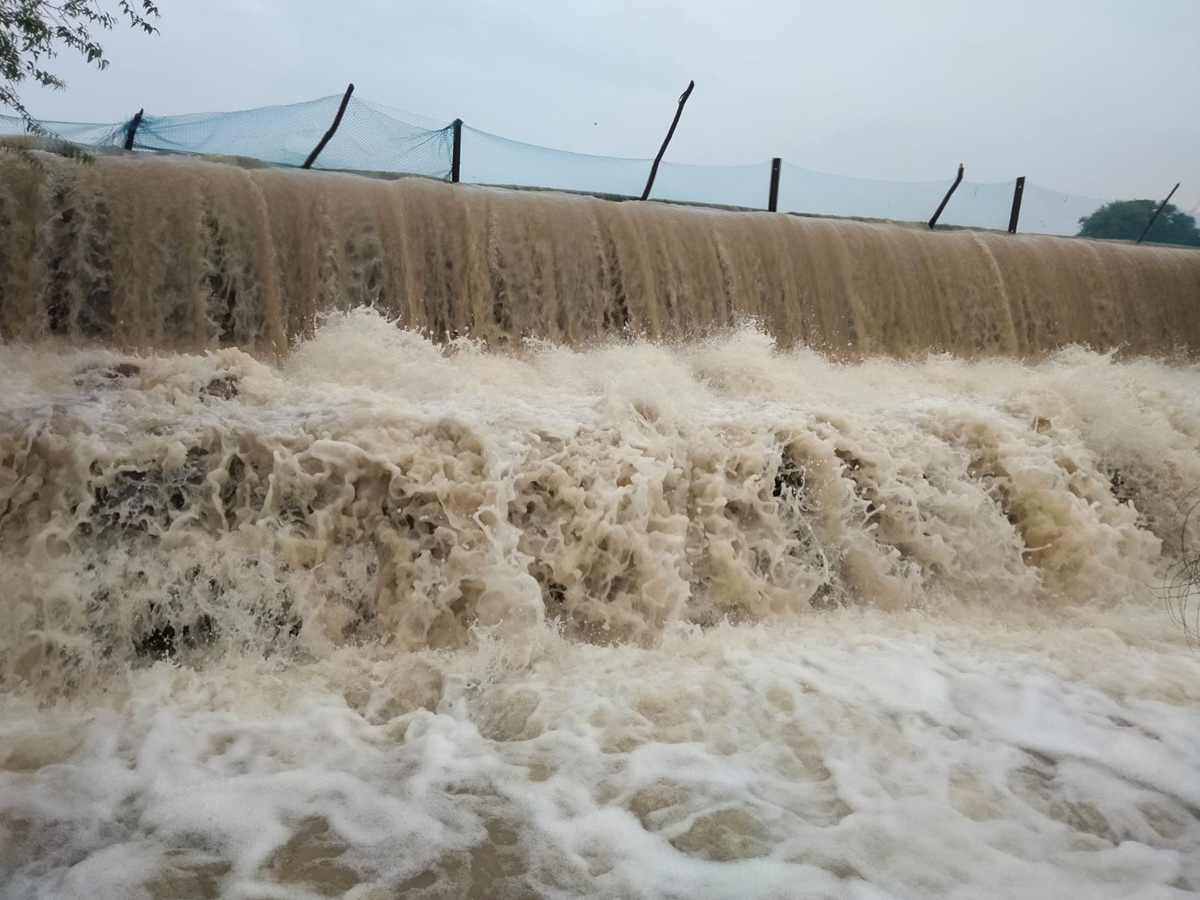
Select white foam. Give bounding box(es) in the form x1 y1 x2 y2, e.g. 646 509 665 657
2 312 1200 897
3 610 1199 898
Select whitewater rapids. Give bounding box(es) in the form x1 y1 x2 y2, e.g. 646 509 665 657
2 312 1199 899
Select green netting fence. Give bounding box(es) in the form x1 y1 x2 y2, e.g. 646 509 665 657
0 91 1116 236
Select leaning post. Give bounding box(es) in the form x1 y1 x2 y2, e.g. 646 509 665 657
928 164 964 229
1136 183 1180 244
640 80 695 201
303 83 355 169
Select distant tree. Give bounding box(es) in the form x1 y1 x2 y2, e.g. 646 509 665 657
1078 199 1200 247
1 1 159 135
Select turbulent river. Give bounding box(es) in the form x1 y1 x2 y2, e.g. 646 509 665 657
2 314 1198 898
1 153 1200 899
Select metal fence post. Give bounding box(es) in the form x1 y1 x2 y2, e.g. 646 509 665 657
1007 176 1025 233
123 109 144 151
928 164 964 229
768 158 781 212
1137 183 1180 244
303 83 355 169
451 119 463 183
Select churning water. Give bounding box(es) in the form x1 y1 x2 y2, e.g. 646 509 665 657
1 154 1199 899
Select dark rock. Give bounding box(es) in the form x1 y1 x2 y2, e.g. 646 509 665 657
134 613 218 661
203 375 239 400
773 453 806 498
73 361 140 388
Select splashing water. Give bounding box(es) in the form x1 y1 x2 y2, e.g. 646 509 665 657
1 311 1199 897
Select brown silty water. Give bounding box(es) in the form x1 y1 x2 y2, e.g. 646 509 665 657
3 151 1200 899
1 152 1197 356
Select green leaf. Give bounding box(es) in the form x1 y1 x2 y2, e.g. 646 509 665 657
1 0 161 144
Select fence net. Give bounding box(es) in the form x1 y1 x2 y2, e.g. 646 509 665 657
0 114 126 148
0 93 1115 236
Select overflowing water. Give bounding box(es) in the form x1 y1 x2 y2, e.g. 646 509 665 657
2 153 1199 357
1 310 1199 898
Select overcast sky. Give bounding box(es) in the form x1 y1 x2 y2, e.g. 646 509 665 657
16 0 1200 211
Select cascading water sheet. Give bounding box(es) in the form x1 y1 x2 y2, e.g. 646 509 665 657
2 154 1198 357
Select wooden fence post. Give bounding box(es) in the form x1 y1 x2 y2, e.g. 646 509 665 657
123 109 144 151
641 80 695 201
303 84 355 170
928 164 964 229
1137 183 1180 244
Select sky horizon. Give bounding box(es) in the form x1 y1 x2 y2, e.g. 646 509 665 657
11 0 1200 212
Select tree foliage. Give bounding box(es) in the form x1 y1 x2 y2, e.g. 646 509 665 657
1078 199 1200 247
1 1 158 134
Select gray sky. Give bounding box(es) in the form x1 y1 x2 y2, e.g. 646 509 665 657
17 0 1200 211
